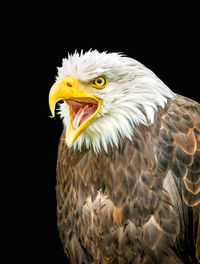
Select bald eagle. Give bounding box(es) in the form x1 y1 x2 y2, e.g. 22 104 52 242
49 50 200 264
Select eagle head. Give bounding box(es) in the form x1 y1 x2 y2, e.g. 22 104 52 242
49 50 174 152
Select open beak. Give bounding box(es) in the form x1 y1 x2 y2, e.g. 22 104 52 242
49 77 101 146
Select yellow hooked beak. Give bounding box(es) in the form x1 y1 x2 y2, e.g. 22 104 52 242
49 77 101 146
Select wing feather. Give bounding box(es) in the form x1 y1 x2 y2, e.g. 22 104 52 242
160 95 200 261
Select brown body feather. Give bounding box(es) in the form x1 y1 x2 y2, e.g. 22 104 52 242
56 94 200 263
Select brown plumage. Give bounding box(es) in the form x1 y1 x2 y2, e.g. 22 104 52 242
55 94 200 263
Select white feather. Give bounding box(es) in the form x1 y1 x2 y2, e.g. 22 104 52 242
57 50 175 152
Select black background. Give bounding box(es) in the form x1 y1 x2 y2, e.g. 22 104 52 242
7 3 200 263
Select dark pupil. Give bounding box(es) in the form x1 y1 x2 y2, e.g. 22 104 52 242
97 78 102 84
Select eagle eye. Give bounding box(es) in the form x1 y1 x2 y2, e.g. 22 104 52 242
91 76 107 88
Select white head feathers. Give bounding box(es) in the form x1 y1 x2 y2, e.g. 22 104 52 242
57 50 175 152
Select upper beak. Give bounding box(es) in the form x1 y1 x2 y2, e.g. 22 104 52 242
49 77 79 117
49 77 101 146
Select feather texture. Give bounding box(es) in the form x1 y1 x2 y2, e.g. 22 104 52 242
56 95 200 263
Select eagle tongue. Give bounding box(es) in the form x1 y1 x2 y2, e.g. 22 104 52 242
72 105 89 130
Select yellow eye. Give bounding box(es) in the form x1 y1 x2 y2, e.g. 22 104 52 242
91 76 107 88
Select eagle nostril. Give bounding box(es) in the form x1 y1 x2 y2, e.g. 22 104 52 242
66 82 73 87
